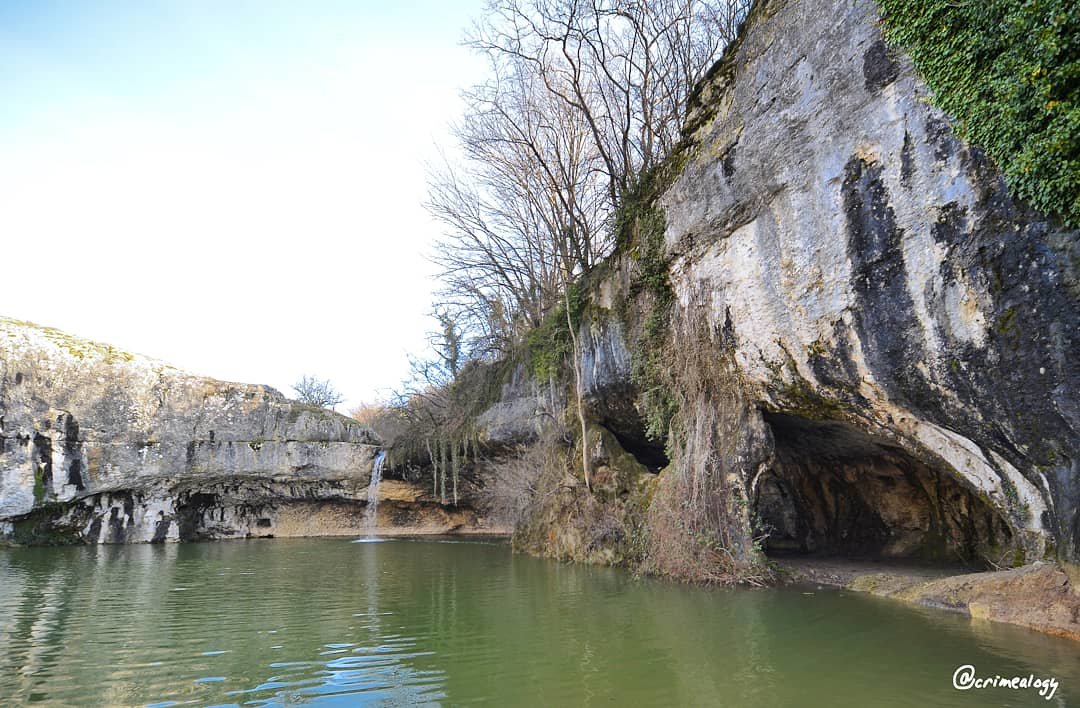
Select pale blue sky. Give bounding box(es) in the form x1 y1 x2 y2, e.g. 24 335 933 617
0 0 486 409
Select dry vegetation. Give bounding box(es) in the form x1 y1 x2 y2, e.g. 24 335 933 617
476 435 565 530
505 429 652 567
639 290 774 585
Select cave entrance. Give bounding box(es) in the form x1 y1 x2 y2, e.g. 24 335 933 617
608 426 670 472
753 412 1013 569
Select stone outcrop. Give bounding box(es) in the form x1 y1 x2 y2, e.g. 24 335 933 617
448 0 1079 630
0 317 380 544
656 0 1077 569
782 559 1080 642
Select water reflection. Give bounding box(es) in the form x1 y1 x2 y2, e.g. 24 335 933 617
0 539 1076 706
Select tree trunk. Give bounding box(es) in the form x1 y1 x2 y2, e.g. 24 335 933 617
565 287 591 492
439 438 449 504
451 438 460 506
427 438 437 497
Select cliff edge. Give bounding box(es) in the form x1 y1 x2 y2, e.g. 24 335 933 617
0 317 380 543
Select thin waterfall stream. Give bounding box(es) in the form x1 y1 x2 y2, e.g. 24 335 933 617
363 450 387 535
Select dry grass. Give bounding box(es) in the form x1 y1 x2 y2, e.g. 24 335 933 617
480 428 654 567
474 440 557 529
639 291 774 586
348 401 387 428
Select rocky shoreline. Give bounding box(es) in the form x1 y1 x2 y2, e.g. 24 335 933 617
777 558 1080 641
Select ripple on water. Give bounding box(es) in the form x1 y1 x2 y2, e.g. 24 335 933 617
0 539 1078 707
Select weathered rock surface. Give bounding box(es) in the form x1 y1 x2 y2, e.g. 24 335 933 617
780 558 1080 642
220 479 507 539
454 0 1080 635
0 317 380 544
658 0 1077 569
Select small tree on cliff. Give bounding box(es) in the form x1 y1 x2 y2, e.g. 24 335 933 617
292 375 345 409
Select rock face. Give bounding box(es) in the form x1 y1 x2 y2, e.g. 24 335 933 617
658 0 1077 569
461 0 1079 591
0 317 380 544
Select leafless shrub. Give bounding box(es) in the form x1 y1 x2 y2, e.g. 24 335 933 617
349 401 386 428
291 374 345 409
476 433 568 528
584 510 626 553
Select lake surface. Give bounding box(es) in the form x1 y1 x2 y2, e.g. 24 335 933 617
0 538 1077 706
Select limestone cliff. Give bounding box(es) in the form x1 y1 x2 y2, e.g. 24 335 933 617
436 0 1079 602
657 0 1077 569
0 317 380 544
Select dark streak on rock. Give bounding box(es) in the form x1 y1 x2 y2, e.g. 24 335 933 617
62 414 84 490
900 130 914 188
842 155 929 410
862 40 899 92
33 433 53 494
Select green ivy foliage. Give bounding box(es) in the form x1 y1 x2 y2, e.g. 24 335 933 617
628 206 677 443
611 168 678 444
525 283 587 381
878 0 1079 226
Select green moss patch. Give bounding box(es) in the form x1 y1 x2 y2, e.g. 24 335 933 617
524 283 587 381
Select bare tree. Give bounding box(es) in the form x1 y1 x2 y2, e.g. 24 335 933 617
292 375 345 409
413 0 750 492
384 352 488 507
427 0 749 360
468 0 750 206
427 61 610 354
564 283 591 490
431 310 465 377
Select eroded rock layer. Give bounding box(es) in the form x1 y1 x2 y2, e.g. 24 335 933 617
659 0 1077 567
0 317 380 544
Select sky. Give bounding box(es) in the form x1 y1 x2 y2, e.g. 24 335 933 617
0 0 486 411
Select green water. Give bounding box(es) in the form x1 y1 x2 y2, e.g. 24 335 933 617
0 539 1077 706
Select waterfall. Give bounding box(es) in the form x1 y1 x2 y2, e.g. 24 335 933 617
363 450 387 534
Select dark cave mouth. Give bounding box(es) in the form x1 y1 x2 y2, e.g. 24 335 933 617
612 429 670 472
753 412 1014 568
